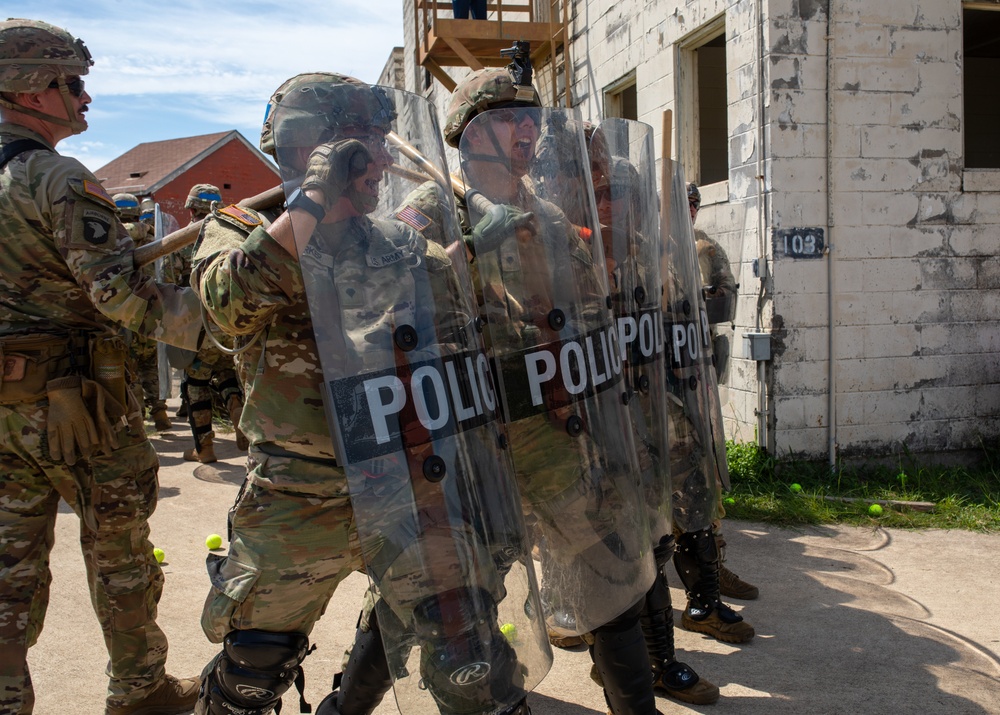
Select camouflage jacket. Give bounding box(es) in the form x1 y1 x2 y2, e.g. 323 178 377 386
0 124 201 348
192 205 465 496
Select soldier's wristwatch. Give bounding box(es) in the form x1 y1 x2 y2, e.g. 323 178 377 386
287 188 326 223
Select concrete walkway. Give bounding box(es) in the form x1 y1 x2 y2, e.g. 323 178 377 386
26 401 1000 714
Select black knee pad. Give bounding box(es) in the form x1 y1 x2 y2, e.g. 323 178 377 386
412 588 525 715
199 630 310 715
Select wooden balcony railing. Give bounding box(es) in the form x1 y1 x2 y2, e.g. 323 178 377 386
414 0 570 106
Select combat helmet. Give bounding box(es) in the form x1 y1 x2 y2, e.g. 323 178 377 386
185 183 222 214
443 67 540 148
0 19 93 134
261 72 395 159
113 193 141 221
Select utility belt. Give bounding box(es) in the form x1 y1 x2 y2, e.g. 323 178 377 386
0 331 128 407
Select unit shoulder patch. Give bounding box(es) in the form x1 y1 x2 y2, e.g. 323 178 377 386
215 204 264 230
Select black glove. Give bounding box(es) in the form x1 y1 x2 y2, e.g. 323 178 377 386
301 139 374 209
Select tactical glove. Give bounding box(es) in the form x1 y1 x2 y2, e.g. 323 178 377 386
466 203 534 257
46 376 99 465
301 139 374 210
81 377 125 456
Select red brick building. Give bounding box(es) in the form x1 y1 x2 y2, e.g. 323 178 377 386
94 130 279 222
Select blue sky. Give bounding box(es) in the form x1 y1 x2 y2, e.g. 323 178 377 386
8 1 405 172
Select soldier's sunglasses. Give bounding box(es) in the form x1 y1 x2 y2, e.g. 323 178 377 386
489 105 539 126
48 77 86 98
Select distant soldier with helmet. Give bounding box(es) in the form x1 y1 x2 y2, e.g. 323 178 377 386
113 191 172 431
0 18 201 715
169 183 248 463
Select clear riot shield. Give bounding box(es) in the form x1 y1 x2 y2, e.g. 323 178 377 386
460 106 655 637
152 205 172 399
664 162 727 531
272 81 550 715
591 118 673 542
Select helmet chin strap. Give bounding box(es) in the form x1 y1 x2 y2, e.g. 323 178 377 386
0 80 86 135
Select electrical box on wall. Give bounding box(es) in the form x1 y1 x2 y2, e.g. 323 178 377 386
743 332 771 361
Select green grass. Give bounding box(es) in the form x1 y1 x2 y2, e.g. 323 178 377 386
722 440 1000 533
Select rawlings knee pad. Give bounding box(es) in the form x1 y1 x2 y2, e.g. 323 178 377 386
412 587 525 715
197 630 310 715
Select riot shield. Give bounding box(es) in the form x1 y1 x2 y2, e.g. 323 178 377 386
460 106 655 637
152 204 172 398
664 162 728 531
272 80 550 715
592 118 673 542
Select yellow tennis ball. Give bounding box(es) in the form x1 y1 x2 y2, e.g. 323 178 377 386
789 483 802 493
868 504 883 517
153 548 165 563
500 623 517 642
205 534 223 550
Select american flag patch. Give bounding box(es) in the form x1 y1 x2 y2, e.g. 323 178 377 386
396 205 432 232
83 179 115 208
218 205 262 227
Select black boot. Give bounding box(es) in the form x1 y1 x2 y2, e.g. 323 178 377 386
642 537 719 704
589 600 660 715
315 610 393 715
674 528 754 644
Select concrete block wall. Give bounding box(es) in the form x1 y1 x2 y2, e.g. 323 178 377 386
399 0 1000 460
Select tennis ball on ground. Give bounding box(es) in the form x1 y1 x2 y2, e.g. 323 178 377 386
723 497 736 507
868 503 883 517
500 623 517 642
153 548 165 563
205 533 223 550
789 483 802 493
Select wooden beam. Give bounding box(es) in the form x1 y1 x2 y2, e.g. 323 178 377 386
423 57 457 92
443 37 486 71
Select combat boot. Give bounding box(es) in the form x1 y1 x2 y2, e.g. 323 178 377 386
548 628 585 649
106 674 199 715
716 533 759 600
674 528 754 645
642 537 719 705
184 432 217 464
151 408 172 431
226 393 249 450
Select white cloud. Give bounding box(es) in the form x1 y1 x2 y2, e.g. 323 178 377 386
8 1 404 172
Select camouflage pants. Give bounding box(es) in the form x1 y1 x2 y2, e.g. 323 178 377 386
201 454 363 643
0 400 167 714
129 333 166 416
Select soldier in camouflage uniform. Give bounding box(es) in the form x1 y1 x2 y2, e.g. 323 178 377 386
686 182 758 603
168 183 248 463
191 73 531 715
432 67 664 715
0 19 200 715
113 192 172 432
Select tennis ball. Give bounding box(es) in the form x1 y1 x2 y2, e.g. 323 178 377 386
868 504 883 517
153 548 165 563
723 497 736 506
789 483 802 493
205 534 223 550
500 623 517 642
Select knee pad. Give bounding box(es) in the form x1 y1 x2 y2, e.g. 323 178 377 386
412 588 525 715
199 630 310 715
